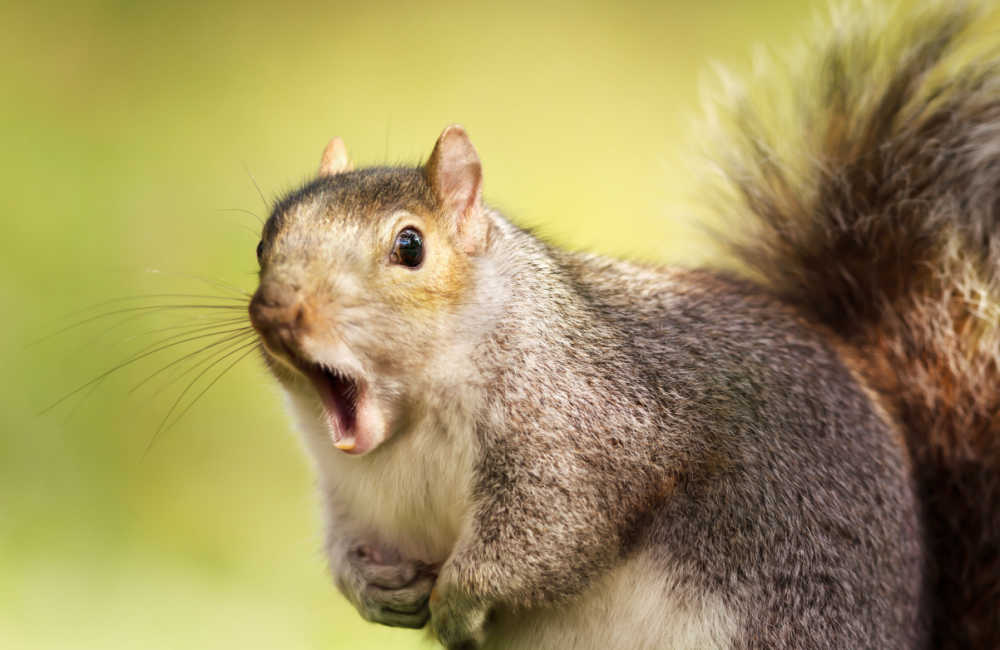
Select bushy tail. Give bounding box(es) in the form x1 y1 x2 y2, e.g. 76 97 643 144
714 3 1000 647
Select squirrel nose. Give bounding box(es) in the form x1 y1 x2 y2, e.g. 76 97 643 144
249 281 311 354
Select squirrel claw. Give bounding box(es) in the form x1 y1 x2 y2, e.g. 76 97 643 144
429 583 490 650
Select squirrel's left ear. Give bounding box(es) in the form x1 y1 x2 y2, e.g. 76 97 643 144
318 137 353 176
424 125 488 254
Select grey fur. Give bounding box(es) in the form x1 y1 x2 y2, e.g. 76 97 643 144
253 182 924 647
441 226 922 648
247 2 1000 648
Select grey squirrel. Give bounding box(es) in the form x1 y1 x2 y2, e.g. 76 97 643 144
247 2 999 648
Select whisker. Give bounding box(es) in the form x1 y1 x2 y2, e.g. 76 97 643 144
61 371 108 424
129 328 256 396
62 293 249 316
214 211 262 240
243 162 270 211
237 224 261 239
50 299 246 347
118 315 251 341
40 326 258 415
144 339 261 455
117 324 256 372
148 334 257 399
141 269 252 299
121 321 252 360
218 207 264 227
62 315 251 370
29 304 250 347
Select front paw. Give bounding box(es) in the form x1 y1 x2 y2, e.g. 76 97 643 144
335 544 437 629
429 579 490 650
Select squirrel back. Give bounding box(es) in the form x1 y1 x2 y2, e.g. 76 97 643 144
714 3 1000 646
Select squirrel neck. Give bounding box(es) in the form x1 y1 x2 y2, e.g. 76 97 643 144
467 211 620 368
448 210 679 446
467 209 682 372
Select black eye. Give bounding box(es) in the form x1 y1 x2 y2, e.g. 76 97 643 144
391 227 424 268
256 241 264 264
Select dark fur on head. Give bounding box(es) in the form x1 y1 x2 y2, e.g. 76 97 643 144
715 3 1000 646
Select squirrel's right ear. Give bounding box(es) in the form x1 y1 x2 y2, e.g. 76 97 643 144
318 137 353 176
424 125 488 254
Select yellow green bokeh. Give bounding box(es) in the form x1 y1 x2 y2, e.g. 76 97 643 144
3 1 834 648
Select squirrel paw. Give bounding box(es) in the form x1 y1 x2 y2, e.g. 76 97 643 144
336 544 437 629
429 579 490 650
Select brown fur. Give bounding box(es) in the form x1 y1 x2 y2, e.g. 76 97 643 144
714 3 1000 646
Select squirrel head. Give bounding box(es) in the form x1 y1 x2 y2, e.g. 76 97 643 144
249 125 491 455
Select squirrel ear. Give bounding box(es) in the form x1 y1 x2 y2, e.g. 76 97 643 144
318 137 353 176
424 125 487 253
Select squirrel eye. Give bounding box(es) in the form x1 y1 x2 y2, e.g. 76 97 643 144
256 241 264 264
391 227 424 268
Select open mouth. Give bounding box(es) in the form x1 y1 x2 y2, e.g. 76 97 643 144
254 335 384 454
303 364 365 452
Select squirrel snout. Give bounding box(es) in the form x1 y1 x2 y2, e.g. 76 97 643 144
249 281 312 357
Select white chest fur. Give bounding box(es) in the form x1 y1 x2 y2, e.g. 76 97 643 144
286 390 476 564
485 551 740 650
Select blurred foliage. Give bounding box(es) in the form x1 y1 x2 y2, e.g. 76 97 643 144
2 0 836 648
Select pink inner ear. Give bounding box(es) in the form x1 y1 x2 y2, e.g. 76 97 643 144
438 160 482 215
427 125 482 216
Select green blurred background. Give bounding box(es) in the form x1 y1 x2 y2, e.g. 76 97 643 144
2 1 826 648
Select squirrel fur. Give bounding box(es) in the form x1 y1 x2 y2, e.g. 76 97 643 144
247 2 999 648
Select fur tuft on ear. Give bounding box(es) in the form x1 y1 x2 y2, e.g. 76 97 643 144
318 137 353 176
424 125 487 253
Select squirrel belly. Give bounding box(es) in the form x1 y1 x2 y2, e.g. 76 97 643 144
484 550 740 650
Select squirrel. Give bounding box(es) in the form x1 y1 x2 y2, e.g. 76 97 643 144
246 2 999 648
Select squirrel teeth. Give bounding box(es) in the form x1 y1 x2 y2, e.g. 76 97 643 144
333 437 356 451
305 365 362 452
